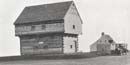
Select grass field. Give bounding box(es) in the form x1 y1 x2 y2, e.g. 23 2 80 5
0 53 130 65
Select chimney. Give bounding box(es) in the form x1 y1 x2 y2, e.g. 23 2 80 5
101 32 105 36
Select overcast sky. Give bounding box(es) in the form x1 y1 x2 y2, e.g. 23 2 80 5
0 0 130 56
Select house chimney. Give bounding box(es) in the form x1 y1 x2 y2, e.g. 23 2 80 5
101 32 105 36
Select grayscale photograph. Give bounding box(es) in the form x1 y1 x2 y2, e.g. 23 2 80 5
0 0 130 65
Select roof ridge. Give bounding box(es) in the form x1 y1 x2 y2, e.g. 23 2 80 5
14 1 73 25
26 1 73 8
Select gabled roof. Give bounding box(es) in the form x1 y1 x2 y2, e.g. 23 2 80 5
98 33 116 44
91 33 116 45
14 1 73 25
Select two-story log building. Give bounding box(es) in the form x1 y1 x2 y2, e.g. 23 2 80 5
14 1 82 55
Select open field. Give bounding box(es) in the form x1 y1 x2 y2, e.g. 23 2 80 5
0 53 130 65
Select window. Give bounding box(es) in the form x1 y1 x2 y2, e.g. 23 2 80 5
108 40 113 43
70 45 73 49
73 25 75 29
41 24 46 30
31 25 35 31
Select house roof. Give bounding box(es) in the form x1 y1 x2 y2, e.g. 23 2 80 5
98 33 116 44
91 33 116 46
100 35 114 41
14 1 73 25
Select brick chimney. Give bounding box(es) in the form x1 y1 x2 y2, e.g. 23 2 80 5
101 32 105 36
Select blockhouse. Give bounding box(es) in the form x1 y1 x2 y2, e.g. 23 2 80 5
14 1 82 55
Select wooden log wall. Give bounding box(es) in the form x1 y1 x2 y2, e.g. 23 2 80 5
15 22 64 35
20 35 63 55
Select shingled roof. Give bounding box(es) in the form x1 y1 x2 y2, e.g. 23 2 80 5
14 1 73 25
97 33 116 44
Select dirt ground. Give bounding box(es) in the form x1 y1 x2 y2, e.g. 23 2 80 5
0 53 130 65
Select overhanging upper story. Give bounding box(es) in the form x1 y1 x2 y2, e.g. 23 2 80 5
14 1 83 36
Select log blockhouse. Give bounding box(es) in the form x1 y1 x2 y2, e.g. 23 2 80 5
14 1 82 55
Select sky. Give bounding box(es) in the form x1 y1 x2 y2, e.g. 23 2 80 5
0 0 130 56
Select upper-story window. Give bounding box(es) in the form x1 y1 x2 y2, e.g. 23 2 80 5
108 40 113 43
70 45 73 49
73 25 75 29
41 24 46 30
31 25 35 31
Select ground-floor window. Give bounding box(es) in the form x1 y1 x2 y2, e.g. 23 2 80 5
70 45 73 49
